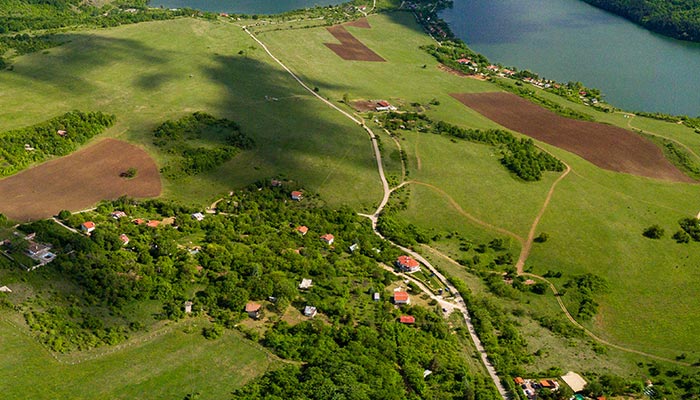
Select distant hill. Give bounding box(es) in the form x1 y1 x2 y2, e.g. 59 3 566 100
581 0 700 42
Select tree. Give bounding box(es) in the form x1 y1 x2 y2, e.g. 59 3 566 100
672 229 690 243
642 224 664 239
534 232 549 243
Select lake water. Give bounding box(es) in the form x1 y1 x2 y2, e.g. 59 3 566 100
149 0 343 15
441 0 700 116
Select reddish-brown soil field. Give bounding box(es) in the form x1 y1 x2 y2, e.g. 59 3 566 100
325 25 385 62
351 100 378 112
451 92 693 183
0 139 161 221
344 17 371 29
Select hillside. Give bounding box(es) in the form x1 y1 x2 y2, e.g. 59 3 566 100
581 0 700 42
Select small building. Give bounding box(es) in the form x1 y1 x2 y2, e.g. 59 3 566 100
349 243 359 252
291 191 303 201
375 100 397 111
57 129 67 137
539 379 559 390
146 220 161 228
191 212 205 221
399 315 415 324
393 291 410 305
81 221 96 233
111 211 127 219
245 302 262 319
271 179 283 187
133 218 146 225
299 278 313 289
184 301 193 314
320 234 334 245
119 234 130 246
514 377 525 385
0 286 11 293
373 292 380 301
396 255 420 273
26 241 51 258
296 226 309 235
303 305 317 317
561 371 587 393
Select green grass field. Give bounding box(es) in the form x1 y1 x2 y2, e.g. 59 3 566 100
0 18 381 210
0 314 278 399
257 11 700 361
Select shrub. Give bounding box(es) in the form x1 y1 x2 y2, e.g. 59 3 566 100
642 224 664 239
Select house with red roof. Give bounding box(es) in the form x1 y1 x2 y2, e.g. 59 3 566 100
399 315 415 324
81 221 96 233
320 234 334 245
133 218 146 225
119 234 130 246
375 100 397 111
146 220 161 228
245 302 262 319
393 291 410 305
296 226 309 235
396 255 420 273
291 191 303 201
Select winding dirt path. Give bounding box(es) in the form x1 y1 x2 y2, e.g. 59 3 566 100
514 164 571 274
623 112 700 163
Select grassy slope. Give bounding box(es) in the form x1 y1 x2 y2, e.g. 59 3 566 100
260 12 700 359
0 18 381 211
0 315 277 399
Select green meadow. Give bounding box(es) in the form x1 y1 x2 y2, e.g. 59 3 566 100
0 314 277 399
258 12 700 360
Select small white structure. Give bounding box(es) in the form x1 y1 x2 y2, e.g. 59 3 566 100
372 292 380 301
191 212 205 221
184 301 193 314
303 306 317 317
81 221 96 233
561 371 587 393
111 211 127 219
299 278 313 289
320 234 334 245
0 286 12 293
349 243 359 252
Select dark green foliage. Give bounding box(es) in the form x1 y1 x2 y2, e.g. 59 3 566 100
153 112 253 178
678 217 700 241
57 210 71 220
673 229 691 243
563 274 608 320
0 110 115 176
642 224 665 239
382 112 565 181
534 232 549 243
202 324 224 340
581 0 700 42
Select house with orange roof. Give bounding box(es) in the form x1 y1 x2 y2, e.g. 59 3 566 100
245 302 262 319
296 226 309 235
396 255 420 273
399 315 415 324
146 220 161 228
119 234 129 246
393 291 410 305
81 221 95 233
291 191 303 201
320 234 334 245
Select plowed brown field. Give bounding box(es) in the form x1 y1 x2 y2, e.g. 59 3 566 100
0 139 161 221
451 92 693 183
325 25 384 62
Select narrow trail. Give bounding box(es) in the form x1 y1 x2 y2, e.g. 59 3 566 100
515 164 571 274
622 112 700 162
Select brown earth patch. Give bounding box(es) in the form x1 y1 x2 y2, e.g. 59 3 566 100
437 64 487 80
324 25 385 62
451 92 694 183
344 17 371 29
0 138 161 221
351 100 378 112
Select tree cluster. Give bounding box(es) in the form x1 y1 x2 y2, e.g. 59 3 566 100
0 110 115 176
582 0 700 42
153 112 253 178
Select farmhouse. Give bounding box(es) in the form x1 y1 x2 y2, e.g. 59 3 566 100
399 315 415 324
375 100 397 111
396 255 420 273
320 234 335 245
291 191 303 201
393 291 410 304
296 226 309 235
245 302 262 319
304 305 317 317
119 234 130 246
81 221 96 233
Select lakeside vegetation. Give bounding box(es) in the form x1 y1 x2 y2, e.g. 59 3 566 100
581 0 700 42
